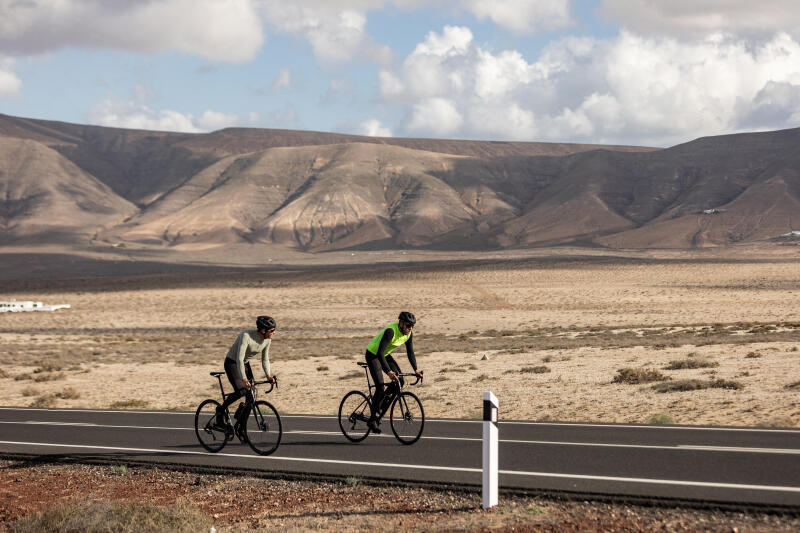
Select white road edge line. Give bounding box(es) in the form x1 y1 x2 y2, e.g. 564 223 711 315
3 422 800 454
1 408 799 434
0 440 798 494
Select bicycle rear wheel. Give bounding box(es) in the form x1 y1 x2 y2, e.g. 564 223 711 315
195 399 229 453
338 390 372 442
390 391 424 445
244 400 282 456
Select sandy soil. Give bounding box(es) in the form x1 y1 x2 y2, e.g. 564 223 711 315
1 257 800 427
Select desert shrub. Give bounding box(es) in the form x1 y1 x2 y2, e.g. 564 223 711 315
612 368 668 384
110 399 150 409
316 365 329 371
521 366 551 374
785 381 800 390
500 347 525 354
652 378 744 393
33 372 65 382
30 394 57 408
14 374 32 381
709 378 743 390
33 361 64 373
745 351 762 359
0 368 7 378
647 413 675 425
652 379 707 393
541 355 555 363
472 374 489 382
757 417 795 428
21 386 38 397
338 371 362 380
55 387 80 400
664 358 719 370
10 499 210 533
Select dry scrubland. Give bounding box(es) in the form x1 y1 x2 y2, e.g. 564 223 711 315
1 258 800 427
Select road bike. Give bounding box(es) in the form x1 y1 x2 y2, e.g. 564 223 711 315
194 371 282 455
338 361 424 445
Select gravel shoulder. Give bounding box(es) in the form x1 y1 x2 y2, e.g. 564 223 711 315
1 459 799 532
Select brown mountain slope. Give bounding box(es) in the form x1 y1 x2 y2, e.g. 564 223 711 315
2 113 799 252
0 113 656 207
0 137 136 244
100 143 489 250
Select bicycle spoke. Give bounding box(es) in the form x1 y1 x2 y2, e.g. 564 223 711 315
244 400 282 456
390 392 424 445
338 390 372 442
194 399 228 453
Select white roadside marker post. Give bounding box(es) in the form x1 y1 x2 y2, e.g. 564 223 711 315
482 391 498 509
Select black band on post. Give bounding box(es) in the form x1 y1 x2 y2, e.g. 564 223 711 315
483 399 497 426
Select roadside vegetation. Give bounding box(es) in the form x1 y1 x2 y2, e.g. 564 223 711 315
3 461 799 532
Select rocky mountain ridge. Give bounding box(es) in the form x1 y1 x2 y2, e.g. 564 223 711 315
1 113 798 251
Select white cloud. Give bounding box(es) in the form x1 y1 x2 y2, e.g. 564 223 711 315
267 105 299 127
467 0 571 33
195 110 243 131
380 25 800 145
269 69 293 92
0 57 22 96
0 0 264 62
88 91 246 133
407 97 463 136
360 118 392 137
260 1 379 65
601 0 800 41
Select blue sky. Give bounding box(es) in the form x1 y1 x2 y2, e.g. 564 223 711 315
1 1 799 147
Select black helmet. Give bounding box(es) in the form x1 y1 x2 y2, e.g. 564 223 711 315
256 315 276 331
398 311 416 325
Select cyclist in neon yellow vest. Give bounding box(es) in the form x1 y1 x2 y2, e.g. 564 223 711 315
365 311 424 433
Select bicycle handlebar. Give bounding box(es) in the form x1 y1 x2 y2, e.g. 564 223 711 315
252 376 278 393
396 371 423 386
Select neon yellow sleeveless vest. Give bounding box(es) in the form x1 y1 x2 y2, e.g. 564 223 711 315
366 323 410 357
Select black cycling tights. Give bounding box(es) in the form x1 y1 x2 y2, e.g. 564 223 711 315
365 351 404 420
219 359 254 413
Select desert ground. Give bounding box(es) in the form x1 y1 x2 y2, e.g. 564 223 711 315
1 250 799 428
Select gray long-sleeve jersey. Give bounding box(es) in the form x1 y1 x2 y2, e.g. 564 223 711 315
225 329 271 379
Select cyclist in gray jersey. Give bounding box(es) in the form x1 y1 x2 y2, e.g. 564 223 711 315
215 315 277 428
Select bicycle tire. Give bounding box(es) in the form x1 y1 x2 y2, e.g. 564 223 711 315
338 390 372 442
244 400 282 456
390 391 424 445
195 398 229 453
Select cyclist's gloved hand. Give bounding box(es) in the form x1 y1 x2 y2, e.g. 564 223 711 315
415 370 424 381
387 370 399 382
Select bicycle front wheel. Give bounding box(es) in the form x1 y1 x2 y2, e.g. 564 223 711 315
244 400 282 456
390 391 424 445
195 399 228 453
338 390 372 442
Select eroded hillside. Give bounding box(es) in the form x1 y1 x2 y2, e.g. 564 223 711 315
2 113 798 252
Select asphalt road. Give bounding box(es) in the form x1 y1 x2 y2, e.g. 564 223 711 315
1 406 799 508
